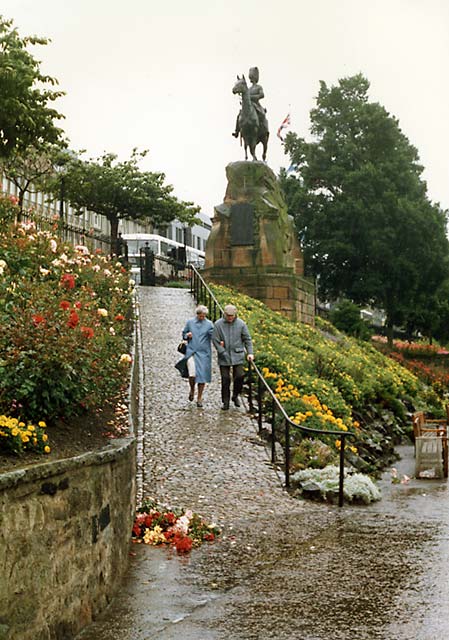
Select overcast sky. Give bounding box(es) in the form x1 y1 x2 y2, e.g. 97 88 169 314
3 0 449 218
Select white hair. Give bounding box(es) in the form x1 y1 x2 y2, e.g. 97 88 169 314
196 305 208 315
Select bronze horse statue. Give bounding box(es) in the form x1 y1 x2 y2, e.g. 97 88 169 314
232 75 269 162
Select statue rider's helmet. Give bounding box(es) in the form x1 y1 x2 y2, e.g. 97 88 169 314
249 67 259 83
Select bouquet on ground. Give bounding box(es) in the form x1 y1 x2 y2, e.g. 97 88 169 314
132 498 220 554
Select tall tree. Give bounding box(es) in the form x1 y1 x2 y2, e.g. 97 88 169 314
57 150 200 246
0 16 65 157
280 74 448 343
0 143 62 220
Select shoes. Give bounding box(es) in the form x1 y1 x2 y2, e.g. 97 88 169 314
232 131 239 138
221 403 229 411
188 392 194 402
197 401 203 408
232 395 241 407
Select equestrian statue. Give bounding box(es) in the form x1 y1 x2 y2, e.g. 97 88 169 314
232 66 269 162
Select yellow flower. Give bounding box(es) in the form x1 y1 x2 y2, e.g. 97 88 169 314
44 445 51 453
38 421 46 428
42 434 48 442
143 525 166 545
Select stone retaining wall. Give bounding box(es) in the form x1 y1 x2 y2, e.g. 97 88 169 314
0 437 136 640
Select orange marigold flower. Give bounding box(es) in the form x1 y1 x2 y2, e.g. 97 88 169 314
115 314 125 321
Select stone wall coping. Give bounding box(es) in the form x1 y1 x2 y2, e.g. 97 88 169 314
0 436 135 491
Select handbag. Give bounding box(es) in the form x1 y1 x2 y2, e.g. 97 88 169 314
177 340 187 354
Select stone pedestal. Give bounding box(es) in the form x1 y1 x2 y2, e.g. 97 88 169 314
204 161 315 324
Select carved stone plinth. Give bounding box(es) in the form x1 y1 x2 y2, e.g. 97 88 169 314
204 161 315 324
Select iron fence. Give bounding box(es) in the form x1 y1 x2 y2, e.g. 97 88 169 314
189 263 355 507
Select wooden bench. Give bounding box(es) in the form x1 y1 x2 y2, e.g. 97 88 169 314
413 410 448 479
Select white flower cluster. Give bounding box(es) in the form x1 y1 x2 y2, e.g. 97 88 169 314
292 464 382 504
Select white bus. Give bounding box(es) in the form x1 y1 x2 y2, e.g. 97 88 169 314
121 213 211 281
122 233 206 282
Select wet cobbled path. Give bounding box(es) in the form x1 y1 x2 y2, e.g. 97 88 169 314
77 286 449 640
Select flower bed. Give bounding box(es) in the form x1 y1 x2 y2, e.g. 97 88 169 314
0 215 134 458
372 336 449 401
210 285 442 473
132 499 220 553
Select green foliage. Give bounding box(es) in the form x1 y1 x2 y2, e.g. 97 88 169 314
0 190 18 223
53 149 200 245
0 220 134 424
211 284 438 472
329 299 372 340
0 415 49 455
0 16 65 157
0 142 63 216
292 438 337 471
280 73 449 339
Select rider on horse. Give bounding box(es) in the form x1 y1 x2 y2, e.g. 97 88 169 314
233 67 269 139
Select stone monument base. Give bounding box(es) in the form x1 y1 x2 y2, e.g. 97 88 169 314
204 161 315 325
204 266 315 325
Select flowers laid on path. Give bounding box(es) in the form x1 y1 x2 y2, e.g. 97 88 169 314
132 499 220 554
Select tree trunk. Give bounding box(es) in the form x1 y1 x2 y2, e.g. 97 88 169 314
386 319 394 348
109 216 119 256
17 189 25 223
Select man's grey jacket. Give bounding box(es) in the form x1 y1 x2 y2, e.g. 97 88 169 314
212 317 253 366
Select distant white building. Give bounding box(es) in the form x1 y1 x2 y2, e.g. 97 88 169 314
1 172 211 254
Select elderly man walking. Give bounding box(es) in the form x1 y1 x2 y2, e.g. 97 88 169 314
212 304 254 410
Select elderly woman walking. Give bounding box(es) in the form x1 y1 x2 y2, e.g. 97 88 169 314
181 304 213 407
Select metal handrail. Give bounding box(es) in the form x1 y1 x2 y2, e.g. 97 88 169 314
188 264 355 507
189 263 223 322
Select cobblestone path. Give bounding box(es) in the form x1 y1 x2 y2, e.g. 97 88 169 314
77 286 449 640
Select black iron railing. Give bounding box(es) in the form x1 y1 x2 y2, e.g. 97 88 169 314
189 265 223 321
189 264 355 507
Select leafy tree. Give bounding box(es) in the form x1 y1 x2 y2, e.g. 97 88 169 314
280 74 448 344
0 16 65 157
0 142 62 220
55 150 200 246
412 277 449 345
329 299 372 340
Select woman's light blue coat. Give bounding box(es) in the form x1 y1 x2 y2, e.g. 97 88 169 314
182 317 213 383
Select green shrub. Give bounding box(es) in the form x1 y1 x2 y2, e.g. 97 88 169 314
0 220 134 427
210 283 437 473
329 299 372 340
